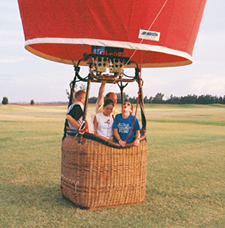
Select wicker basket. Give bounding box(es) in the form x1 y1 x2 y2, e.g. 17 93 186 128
61 133 148 209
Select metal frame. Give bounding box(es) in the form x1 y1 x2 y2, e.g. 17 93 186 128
66 53 146 138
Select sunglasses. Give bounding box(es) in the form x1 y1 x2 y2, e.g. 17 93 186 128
123 102 131 106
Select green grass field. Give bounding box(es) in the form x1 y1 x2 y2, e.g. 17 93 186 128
0 104 225 227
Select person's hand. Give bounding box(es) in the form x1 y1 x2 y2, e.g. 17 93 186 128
118 139 126 147
133 138 140 147
79 120 89 133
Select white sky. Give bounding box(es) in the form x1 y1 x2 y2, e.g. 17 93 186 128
0 1 225 103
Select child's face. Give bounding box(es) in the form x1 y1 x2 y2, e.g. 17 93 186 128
122 102 132 114
103 104 114 116
79 94 86 104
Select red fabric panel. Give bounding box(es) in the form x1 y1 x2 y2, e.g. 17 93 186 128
18 0 207 67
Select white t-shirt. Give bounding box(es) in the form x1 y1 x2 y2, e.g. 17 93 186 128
95 112 114 139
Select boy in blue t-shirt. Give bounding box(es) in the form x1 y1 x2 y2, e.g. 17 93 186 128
113 101 141 147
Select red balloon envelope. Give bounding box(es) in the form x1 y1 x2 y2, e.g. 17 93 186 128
18 0 206 68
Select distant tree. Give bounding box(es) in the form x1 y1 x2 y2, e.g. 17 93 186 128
197 94 215 104
149 96 153 104
144 96 149 103
214 96 219 104
116 93 122 104
167 95 180 104
30 99 35 105
218 96 223 104
123 93 129 102
128 96 137 104
152 93 164 104
66 83 87 102
79 83 86 91
88 96 97 103
2 97 8 105
180 94 198 104
66 89 71 101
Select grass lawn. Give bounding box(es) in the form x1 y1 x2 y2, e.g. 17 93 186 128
0 104 225 227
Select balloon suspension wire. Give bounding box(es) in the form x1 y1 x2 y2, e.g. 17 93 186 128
67 0 169 109
124 0 169 67
104 0 168 96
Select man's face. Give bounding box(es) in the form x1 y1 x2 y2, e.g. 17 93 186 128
108 94 117 105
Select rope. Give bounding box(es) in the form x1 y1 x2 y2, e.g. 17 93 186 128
125 0 169 67
123 0 169 141
124 52 143 142
97 0 169 103
124 88 140 143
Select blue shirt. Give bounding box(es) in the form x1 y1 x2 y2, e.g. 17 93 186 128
112 114 141 143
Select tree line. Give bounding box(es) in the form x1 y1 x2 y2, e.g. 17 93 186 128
2 93 225 105
88 93 225 105
67 84 225 105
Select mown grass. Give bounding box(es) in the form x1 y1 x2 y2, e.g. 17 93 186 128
0 104 225 227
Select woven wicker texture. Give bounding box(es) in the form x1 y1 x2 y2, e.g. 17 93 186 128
61 135 148 209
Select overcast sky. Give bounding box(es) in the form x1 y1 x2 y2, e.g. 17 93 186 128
0 1 225 103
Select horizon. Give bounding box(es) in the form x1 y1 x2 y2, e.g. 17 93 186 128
2 93 225 105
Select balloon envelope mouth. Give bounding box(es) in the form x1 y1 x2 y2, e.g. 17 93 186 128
25 38 192 68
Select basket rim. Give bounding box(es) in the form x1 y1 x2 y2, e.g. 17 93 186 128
65 131 146 148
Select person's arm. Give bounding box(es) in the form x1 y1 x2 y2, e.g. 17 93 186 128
133 130 140 147
133 118 141 147
66 115 81 129
66 105 83 130
96 82 106 112
113 128 126 147
93 116 98 135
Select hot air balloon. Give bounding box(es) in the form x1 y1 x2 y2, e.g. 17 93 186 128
18 0 207 209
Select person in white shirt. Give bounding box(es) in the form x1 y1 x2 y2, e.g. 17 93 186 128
93 99 114 140
96 82 119 116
